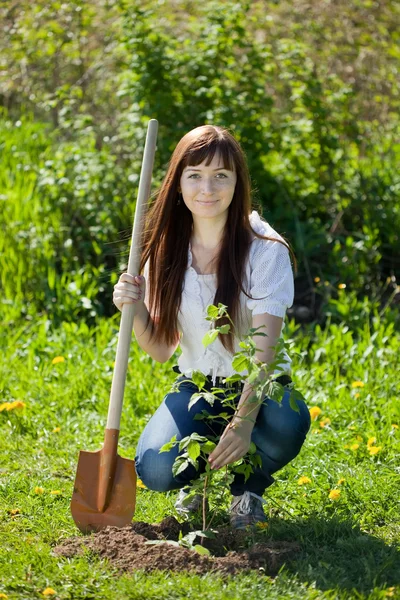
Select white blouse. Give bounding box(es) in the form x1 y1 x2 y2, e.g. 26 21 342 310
146 211 294 384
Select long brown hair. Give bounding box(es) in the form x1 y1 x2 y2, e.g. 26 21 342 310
139 125 295 353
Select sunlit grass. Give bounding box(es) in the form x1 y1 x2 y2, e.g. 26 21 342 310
0 309 399 599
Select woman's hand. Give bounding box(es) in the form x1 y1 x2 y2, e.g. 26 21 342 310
208 420 254 470
113 273 146 312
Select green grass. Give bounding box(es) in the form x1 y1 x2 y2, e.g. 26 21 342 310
1 310 399 599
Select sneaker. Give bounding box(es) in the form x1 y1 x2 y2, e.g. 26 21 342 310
230 491 267 529
174 489 203 516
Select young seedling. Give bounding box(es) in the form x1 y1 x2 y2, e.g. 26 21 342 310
160 304 306 537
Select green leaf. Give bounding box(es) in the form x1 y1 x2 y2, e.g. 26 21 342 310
192 370 207 389
224 374 243 383
232 355 251 372
187 440 201 462
266 381 285 403
194 544 211 556
159 434 177 453
206 305 219 318
172 459 190 477
217 324 230 334
248 441 257 454
202 329 219 347
188 393 205 410
202 440 216 454
289 389 303 413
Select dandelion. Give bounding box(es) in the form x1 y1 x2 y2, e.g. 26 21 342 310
385 587 396 597
51 356 65 365
42 588 57 596
50 490 62 495
0 593 8 599
256 521 268 529
337 478 346 485
0 401 26 412
367 436 376 447
8 508 20 515
350 443 359 451
34 487 44 494
52 427 61 433
338 283 346 289
314 277 321 283
320 418 331 428
298 476 311 486
368 446 382 456
329 489 341 501
391 424 398 430
136 479 146 489
351 381 364 388
309 406 322 421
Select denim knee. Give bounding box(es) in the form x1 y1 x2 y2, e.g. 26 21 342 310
135 445 181 493
253 390 311 466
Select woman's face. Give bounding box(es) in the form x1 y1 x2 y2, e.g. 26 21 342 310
179 152 237 222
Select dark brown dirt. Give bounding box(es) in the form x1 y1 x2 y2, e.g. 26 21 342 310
54 517 300 576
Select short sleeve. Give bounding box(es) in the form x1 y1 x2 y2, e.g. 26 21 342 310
246 239 294 318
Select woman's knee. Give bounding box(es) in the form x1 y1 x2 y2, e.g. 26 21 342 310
135 446 180 492
253 391 311 460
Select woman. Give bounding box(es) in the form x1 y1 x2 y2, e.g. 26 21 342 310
113 125 311 529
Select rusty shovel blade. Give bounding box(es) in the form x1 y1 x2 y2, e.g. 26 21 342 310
71 429 137 534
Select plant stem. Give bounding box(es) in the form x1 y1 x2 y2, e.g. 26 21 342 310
202 474 208 536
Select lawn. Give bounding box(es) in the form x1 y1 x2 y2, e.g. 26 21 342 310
0 310 399 599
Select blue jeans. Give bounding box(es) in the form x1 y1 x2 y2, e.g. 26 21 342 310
135 375 311 497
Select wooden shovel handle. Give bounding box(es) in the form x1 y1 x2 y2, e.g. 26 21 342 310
106 119 158 430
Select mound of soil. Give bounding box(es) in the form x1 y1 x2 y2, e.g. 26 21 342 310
54 517 300 576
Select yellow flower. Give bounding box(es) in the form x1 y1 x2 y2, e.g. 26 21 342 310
34 487 44 494
367 436 376 447
8 508 20 515
42 589 57 596
297 476 312 486
350 443 359 451
314 277 321 283
256 521 268 529
329 489 341 501
52 427 61 433
51 356 65 365
385 587 396 597
368 446 382 456
337 478 346 485
351 381 364 388
309 406 322 421
50 490 62 495
338 283 346 289
0 593 8 599
136 479 146 489
356 435 363 442
0 400 26 412
354 393 360 399
391 424 398 430
320 418 331 428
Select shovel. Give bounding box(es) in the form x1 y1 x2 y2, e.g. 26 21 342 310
71 119 158 533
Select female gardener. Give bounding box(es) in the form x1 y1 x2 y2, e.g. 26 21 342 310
113 125 311 529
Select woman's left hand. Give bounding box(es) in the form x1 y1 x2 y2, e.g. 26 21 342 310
208 420 254 470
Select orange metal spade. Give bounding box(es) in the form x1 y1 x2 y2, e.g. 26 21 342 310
71 119 158 533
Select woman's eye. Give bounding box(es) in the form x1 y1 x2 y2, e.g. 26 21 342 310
188 174 200 179
216 173 228 178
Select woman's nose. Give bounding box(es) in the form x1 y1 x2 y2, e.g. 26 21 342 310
201 178 214 194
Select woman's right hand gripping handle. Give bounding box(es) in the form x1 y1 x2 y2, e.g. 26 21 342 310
113 273 146 313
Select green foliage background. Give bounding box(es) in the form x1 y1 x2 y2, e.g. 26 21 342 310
1 0 399 323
